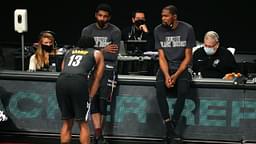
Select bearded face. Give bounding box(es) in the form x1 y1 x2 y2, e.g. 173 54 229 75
95 10 111 28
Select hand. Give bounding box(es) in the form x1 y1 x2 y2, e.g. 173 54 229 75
165 75 174 88
165 73 178 88
85 96 93 121
139 24 149 33
170 73 178 85
103 44 119 54
223 72 241 80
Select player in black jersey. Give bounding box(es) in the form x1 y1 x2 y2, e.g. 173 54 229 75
56 36 104 144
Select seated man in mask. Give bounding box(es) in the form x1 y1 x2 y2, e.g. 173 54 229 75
192 31 240 79
122 9 154 54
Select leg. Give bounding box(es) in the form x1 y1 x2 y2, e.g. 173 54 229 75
156 70 171 121
92 112 103 137
92 70 114 144
156 70 177 142
79 121 90 144
92 113 110 144
91 95 104 144
172 70 191 123
92 99 109 144
60 119 73 144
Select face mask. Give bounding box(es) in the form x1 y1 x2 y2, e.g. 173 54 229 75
42 44 53 53
134 20 145 27
204 47 216 55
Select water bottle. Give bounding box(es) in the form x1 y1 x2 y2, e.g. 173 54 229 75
198 72 202 79
49 63 56 72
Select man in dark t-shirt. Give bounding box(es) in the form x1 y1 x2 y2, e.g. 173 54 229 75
56 36 104 144
154 5 196 144
80 3 121 144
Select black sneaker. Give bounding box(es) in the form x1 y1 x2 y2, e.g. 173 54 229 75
92 136 97 144
164 136 178 144
94 135 108 144
166 123 179 138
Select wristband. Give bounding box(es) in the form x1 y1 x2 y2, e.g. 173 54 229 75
89 96 93 102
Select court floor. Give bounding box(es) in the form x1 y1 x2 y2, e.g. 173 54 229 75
1 134 252 144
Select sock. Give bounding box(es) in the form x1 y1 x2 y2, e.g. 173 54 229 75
95 128 102 138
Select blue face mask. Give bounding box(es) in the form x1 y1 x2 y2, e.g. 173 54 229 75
204 47 217 55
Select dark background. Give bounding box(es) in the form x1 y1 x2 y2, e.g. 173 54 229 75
0 0 255 54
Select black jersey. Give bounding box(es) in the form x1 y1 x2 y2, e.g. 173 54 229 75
62 48 96 75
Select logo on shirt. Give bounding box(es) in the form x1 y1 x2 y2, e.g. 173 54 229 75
160 36 186 48
94 37 111 48
0 110 8 122
212 59 220 67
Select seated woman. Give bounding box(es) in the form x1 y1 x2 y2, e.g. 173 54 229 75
28 31 57 72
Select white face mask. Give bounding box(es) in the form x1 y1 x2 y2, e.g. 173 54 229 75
204 47 217 55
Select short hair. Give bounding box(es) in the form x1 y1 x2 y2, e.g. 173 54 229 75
163 5 178 16
77 36 96 49
95 3 112 15
204 31 219 42
131 9 146 18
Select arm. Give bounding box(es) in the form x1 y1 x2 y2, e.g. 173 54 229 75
170 48 192 85
60 61 64 71
170 26 195 84
223 49 240 79
103 43 119 54
158 49 172 88
103 29 121 54
81 26 90 38
28 55 36 71
192 49 200 73
60 49 71 72
227 52 239 73
89 50 105 97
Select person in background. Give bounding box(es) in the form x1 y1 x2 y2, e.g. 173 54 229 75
28 31 57 72
154 5 196 144
56 36 104 144
192 31 240 79
80 3 121 144
121 9 154 53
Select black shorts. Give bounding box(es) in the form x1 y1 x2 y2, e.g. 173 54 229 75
91 69 117 115
56 74 89 121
